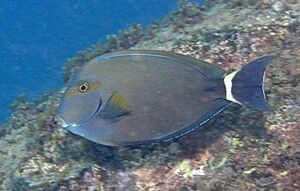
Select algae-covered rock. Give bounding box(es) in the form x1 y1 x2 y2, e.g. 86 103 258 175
1 0 300 190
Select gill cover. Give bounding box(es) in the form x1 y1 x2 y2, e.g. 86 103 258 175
57 81 102 126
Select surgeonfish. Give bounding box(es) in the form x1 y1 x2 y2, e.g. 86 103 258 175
57 50 274 146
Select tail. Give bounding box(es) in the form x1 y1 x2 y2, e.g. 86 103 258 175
223 55 275 111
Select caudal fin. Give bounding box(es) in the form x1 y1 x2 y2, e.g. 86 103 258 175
224 55 275 111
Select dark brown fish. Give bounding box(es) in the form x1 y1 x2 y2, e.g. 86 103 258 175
57 50 274 146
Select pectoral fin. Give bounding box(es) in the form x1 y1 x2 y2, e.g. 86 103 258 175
100 91 132 120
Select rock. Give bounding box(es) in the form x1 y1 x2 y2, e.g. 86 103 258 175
272 1 288 12
1 0 300 190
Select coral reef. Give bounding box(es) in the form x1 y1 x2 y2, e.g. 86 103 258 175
1 0 300 190
62 24 145 83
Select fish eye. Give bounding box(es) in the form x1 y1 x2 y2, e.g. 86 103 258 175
78 82 89 93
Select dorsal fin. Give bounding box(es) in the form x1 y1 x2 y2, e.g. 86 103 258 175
99 91 132 120
98 50 226 80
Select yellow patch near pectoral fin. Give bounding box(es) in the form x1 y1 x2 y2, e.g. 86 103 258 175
99 91 132 120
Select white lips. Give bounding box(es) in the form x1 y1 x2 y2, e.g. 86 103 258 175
57 116 70 128
62 122 69 128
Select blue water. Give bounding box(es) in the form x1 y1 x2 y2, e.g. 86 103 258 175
0 0 204 123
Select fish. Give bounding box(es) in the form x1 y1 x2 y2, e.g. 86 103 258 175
57 50 275 146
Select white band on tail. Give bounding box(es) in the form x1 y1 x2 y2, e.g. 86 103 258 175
224 71 242 104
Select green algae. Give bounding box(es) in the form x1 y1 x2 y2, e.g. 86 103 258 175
208 155 228 170
281 139 290 149
243 167 256 175
176 160 193 177
279 171 288 176
229 137 244 153
1 1 300 190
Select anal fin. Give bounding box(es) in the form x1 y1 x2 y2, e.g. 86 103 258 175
162 98 231 142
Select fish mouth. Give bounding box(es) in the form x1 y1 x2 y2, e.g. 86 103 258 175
56 115 77 129
56 97 102 129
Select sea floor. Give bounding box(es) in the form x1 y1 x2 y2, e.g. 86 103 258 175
0 0 299 190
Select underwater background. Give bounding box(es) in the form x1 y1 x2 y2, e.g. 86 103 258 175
1 0 300 190
1 0 199 123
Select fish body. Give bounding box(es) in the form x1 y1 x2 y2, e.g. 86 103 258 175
57 50 274 146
